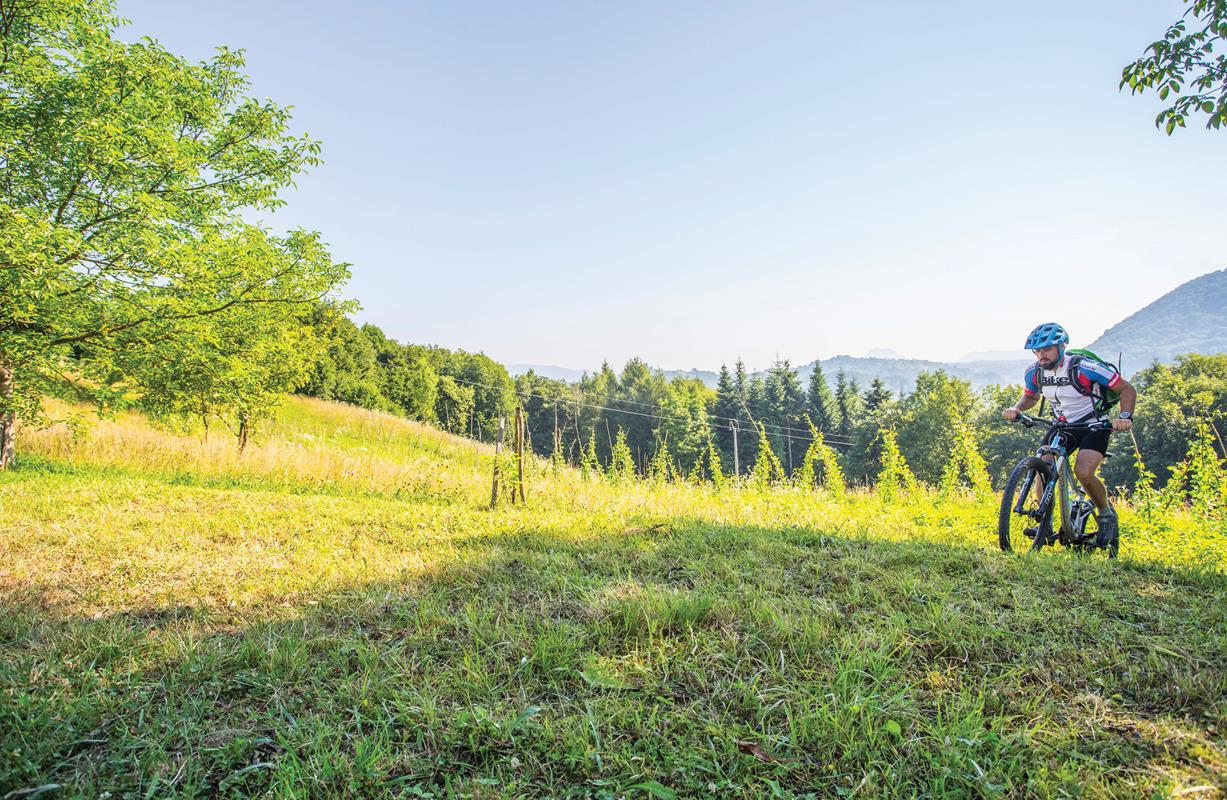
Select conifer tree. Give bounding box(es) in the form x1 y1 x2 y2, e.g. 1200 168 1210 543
834 370 863 441
713 364 738 471
806 362 837 434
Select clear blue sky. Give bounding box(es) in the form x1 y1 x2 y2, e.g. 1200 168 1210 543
116 1 1226 371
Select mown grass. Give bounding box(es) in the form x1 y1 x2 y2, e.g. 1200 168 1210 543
2 397 1225 798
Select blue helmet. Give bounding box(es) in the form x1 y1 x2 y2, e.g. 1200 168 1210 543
1024 322 1069 351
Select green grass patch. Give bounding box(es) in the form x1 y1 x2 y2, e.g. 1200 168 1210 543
2 398 1225 798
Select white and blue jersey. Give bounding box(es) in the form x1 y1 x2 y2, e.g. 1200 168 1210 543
1023 356 1121 422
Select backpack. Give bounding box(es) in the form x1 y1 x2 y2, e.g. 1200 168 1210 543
1064 348 1123 415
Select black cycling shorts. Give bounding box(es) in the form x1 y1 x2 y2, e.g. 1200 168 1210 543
1043 426 1110 456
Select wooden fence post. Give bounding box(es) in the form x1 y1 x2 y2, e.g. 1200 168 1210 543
491 415 505 509
517 406 527 503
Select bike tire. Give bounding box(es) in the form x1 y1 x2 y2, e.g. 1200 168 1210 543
998 457 1054 553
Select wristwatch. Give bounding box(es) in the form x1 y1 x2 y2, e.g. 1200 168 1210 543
1117 411 1133 421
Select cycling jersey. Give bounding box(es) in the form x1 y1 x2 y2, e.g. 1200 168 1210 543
1023 356 1121 423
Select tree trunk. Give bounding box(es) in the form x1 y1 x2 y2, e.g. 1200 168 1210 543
0 358 15 470
237 410 250 454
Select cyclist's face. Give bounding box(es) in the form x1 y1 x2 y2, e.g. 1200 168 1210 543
1033 345 1061 368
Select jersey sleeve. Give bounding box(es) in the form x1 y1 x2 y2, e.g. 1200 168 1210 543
1023 364 1040 396
1075 359 1122 390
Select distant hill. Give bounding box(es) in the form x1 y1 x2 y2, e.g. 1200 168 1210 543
1088 268 1227 374
794 356 1029 393
512 269 1227 391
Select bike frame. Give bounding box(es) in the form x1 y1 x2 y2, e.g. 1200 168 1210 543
1013 414 1108 545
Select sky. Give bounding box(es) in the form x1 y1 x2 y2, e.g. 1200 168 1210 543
114 1 1227 372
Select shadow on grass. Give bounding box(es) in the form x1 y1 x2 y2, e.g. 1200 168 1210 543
3 519 1225 798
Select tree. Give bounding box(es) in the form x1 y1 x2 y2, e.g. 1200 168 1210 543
712 364 738 472
133 285 325 449
1 0 348 466
833 370 863 441
1122 0 1227 133
894 371 976 485
762 360 807 474
806 362 837 435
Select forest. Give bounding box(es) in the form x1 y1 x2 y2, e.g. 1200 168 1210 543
294 315 1227 498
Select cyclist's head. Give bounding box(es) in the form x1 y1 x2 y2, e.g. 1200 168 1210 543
1025 322 1068 367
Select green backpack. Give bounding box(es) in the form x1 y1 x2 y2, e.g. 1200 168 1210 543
1064 348 1124 415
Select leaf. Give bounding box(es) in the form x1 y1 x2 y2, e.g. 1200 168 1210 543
883 719 903 737
512 705 543 729
737 740 783 763
629 780 678 800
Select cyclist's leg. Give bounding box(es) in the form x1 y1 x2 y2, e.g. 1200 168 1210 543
1034 428 1064 505
1073 439 1118 548
1073 450 1109 509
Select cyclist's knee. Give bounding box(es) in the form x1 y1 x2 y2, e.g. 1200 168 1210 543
1073 462 1098 483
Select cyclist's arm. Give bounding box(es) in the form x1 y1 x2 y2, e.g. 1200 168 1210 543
1116 377 1137 415
1003 393 1039 420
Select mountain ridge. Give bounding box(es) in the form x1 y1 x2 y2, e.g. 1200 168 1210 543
510 268 1227 390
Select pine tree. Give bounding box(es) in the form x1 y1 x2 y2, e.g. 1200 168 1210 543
834 370 863 441
713 364 737 470
806 362 836 434
863 378 892 414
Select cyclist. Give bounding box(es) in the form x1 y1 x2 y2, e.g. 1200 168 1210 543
1002 322 1137 546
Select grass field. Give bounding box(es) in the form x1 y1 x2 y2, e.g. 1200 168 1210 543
2 397 1225 798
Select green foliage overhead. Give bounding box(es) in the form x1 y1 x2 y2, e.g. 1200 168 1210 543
1121 0 1227 132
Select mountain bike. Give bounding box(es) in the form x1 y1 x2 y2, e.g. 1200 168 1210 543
998 414 1118 558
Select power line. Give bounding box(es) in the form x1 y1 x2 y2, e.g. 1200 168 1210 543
447 376 856 448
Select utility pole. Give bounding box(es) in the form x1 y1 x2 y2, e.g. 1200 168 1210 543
730 420 740 477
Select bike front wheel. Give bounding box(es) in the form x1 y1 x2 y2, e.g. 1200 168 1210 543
998 457 1054 553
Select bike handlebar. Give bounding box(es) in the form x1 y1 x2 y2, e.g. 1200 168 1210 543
1012 413 1113 431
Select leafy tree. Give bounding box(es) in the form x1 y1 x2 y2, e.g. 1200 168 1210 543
435 376 474 435
1122 0 1227 133
657 377 714 475
133 296 323 449
1121 354 1227 488
894 371 976 485
1 0 348 466
363 326 437 422
299 316 387 410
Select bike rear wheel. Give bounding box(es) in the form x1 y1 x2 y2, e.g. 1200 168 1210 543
998 457 1054 553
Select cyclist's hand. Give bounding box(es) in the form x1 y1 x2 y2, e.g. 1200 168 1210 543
1003 408 1021 421
1113 418 1133 432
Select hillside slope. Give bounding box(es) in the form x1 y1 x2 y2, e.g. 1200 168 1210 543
1 397 1224 798
1088 268 1227 372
